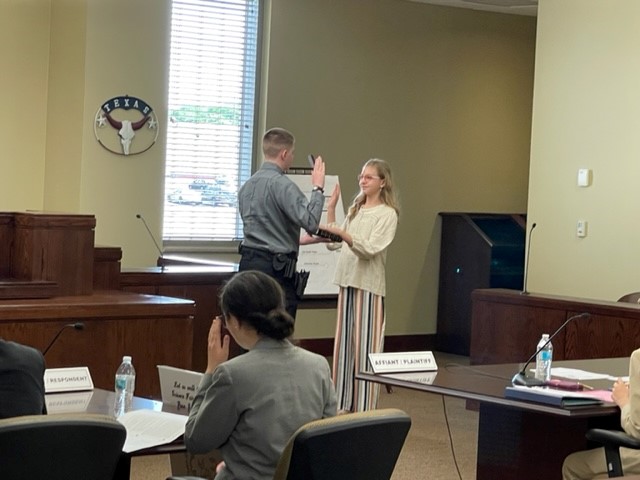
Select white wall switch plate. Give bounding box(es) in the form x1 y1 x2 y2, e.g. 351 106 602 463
577 220 588 237
577 168 592 187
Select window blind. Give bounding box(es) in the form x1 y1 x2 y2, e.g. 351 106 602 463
163 0 260 242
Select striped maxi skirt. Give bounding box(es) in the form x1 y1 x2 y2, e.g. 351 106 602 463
331 286 385 412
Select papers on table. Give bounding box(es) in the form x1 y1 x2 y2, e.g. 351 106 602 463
528 367 628 383
547 367 620 381
511 365 627 406
117 409 188 453
582 389 614 403
505 385 604 407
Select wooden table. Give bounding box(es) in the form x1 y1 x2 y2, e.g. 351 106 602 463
358 357 629 480
46 388 186 479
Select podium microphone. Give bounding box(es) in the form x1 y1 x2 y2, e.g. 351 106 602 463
511 312 590 386
136 213 165 269
521 222 537 295
43 322 85 356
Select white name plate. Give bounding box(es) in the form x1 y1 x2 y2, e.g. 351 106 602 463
44 367 94 393
45 391 94 414
157 364 203 412
368 351 438 374
385 371 438 385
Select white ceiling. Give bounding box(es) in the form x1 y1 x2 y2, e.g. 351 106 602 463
408 0 538 16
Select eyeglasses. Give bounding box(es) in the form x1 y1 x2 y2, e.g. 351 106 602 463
219 313 227 327
357 174 381 182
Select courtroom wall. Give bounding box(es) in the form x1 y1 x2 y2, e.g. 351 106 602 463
0 0 536 338
43 0 87 211
77 0 170 267
528 0 640 301
0 1 49 210
265 0 535 337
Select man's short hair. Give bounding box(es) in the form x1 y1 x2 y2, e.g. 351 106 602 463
263 128 295 158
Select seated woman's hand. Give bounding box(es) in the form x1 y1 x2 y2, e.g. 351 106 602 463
206 317 230 374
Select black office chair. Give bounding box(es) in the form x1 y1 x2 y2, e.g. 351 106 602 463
0 413 127 480
617 292 640 304
273 407 411 480
585 428 640 477
168 408 411 480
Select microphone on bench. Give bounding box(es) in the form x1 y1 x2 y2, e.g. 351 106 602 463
43 322 85 356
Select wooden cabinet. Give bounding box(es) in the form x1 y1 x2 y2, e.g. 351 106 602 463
437 213 526 355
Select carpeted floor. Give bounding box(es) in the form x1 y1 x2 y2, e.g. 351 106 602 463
131 354 479 480
379 387 478 480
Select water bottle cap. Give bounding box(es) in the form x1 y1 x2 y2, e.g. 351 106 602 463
123 355 132 363
542 334 549 340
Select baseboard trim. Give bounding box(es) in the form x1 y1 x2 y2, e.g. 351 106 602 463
297 334 437 357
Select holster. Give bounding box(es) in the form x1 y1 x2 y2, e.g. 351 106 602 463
294 270 310 299
272 253 297 279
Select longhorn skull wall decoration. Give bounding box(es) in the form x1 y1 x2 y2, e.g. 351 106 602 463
94 95 159 156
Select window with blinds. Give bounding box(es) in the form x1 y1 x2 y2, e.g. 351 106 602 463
163 0 260 243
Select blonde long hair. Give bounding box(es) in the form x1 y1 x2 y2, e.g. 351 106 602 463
347 158 400 221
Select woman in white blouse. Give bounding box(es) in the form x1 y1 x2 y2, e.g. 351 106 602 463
322 158 400 412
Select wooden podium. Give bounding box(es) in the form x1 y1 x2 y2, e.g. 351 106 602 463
437 213 526 355
0 212 195 398
0 212 96 298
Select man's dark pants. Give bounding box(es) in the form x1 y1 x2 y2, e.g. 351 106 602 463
238 248 299 319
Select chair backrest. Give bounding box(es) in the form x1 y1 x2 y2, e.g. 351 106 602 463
273 408 411 480
617 292 640 304
0 413 127 480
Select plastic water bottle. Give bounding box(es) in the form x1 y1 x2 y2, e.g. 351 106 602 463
535 334 553 381
114 355 136 416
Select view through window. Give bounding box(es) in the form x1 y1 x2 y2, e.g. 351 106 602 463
163 0 260 243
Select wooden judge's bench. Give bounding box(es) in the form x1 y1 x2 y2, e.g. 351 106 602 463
0 212 197 398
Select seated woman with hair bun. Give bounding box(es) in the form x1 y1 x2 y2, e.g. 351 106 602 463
184 270 337 480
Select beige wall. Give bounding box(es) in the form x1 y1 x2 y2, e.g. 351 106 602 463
0 0 536 339
266 0 535 336
78 0 170 266
44 0 86 210
0 0 50 210
528 0 640 301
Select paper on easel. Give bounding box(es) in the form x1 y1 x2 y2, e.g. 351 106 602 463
289 174 344 295
157 365 203 412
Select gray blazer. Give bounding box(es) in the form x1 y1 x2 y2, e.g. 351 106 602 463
185 337 337 480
